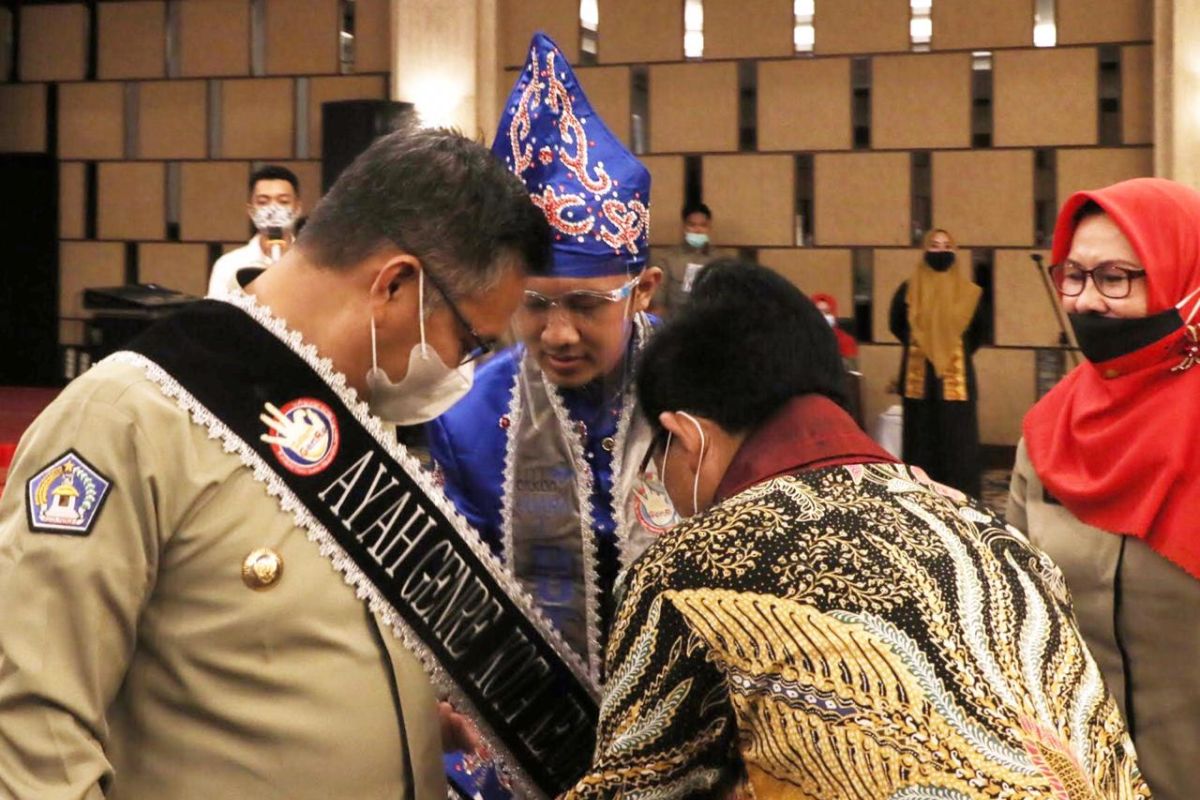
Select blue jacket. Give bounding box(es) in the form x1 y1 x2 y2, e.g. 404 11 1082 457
426 346 623 558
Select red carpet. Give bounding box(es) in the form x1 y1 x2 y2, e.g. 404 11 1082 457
0 387 60 492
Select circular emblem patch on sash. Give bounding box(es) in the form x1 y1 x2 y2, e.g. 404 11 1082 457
261 398 340 476
633 462 679 536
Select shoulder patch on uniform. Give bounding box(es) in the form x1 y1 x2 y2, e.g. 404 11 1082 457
25 450 113 536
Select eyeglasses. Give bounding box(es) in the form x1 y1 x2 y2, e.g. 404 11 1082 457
639 429 669 475
519 276 640 320
420 265 496 365
1049 260 1147 300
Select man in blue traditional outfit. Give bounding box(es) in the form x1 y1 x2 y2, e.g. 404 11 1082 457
428 33 674 691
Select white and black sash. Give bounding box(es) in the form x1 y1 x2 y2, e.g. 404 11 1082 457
499 313 675 681
114 297 598 799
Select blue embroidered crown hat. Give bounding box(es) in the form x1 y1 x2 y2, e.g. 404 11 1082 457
493 32 651 278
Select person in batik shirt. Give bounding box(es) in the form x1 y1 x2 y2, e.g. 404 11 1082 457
562 260 1148 800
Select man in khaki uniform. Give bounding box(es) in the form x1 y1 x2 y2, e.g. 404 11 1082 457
0 128 550 799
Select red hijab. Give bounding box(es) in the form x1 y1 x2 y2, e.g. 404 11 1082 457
811 293 859 358
1023 178 1200 580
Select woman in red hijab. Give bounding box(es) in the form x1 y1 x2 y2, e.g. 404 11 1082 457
1008 177 1200 799
811 293 859 361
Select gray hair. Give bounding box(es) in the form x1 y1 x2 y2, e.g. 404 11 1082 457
298 126 550 302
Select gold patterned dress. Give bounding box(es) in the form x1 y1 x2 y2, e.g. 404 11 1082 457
562 462 1148 799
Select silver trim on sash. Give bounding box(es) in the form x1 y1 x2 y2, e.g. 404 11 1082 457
497 313 657 683
538 357 604 681
110 292 598 800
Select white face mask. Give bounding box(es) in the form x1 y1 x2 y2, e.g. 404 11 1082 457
251 203 297 234
660 411 707 517
366 271 475 426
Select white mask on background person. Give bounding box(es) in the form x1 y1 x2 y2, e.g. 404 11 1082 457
365 270 475 426
660 411 707 517
251 203 297 234
684 231 709 250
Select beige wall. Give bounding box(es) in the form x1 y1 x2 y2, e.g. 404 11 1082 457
992 249 1074 348
993 48 1098 147
1155 0 1200 188
649 62 739 153
1057 148 1155 209
932 150 1035 246
597 0 682 63
703 0 793 59
575 66 632 147
11 0 392 347
0 85 47 153
495 0 1156 447
872 53 972 150
931 0 1032 51
704 155 795 246
815 0 910 55
12 0 1164 449
642 156 685 246
858 344 902 437
815 153 911 247
758 59 852 151
759 249 854 315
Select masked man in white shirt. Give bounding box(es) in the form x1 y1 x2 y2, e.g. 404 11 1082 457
207 165 304 298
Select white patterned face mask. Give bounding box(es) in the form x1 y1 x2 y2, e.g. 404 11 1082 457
365 270 475 426
660 411 707 517
250 203 297 234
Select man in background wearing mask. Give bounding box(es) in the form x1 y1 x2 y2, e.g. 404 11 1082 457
649 201 735 317
207 165 303 299
0 128 555 799
428 33 670 688
563 260 1146 799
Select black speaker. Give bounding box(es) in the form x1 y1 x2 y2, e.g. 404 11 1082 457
0 154 59 385
321 100 415 192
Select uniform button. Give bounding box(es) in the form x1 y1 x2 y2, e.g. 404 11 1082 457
242 548 284 590
601 437 615 452
1103 368 1120 379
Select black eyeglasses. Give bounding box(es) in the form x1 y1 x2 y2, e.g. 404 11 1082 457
420 265 495 366
638 429 669 475
1049 260 1147 300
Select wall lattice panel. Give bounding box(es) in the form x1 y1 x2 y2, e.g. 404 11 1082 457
20 3 89 82
932 150 1035 246
704 155 796 246
757 58 852 152
649 62 739 153
814 152 911 247
871 52 972 150
759 248 854 314
931 0 1033 50
596 0 683 63
993 48 1099 147
97 2 167 80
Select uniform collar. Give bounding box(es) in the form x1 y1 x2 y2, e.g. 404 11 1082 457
715 394 896 503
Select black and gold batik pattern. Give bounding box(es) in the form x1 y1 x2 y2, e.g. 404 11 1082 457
563 463 1149 800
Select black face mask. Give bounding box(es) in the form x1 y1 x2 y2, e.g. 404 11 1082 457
924 251 955 272
1067 308 1183 363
